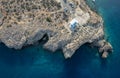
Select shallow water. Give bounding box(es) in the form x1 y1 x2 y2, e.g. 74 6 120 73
0 0 120 78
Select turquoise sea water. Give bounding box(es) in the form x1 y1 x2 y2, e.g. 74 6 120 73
0 0 120 78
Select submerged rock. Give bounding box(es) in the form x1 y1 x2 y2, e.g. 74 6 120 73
0 0 112 58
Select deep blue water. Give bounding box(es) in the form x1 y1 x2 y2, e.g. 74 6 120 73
0 0 120 78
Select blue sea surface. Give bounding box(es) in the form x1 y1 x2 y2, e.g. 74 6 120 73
0 0 120 78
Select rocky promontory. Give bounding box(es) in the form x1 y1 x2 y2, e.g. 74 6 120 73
0 0 112 58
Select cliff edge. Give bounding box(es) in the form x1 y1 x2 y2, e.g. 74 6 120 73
0 0 113 58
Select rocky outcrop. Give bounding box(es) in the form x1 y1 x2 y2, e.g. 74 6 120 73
92 39 113 58
0 0 112 58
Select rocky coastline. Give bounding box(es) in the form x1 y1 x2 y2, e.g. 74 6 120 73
0 0 112 58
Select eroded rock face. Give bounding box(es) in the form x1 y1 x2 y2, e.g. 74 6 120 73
0 0 112 58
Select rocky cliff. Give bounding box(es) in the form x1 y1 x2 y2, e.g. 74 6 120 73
0 0 112 58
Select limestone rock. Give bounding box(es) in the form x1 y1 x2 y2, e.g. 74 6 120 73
0 0 112 58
